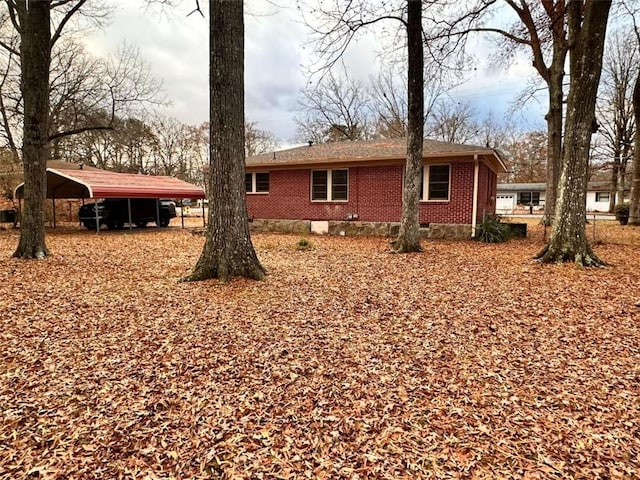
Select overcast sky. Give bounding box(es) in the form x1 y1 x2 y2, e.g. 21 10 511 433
84 0 547 147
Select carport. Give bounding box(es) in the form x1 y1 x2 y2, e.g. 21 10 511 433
14 161 206 231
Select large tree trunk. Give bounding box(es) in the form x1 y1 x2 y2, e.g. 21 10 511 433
182 0 264 282
536 0 611 266
13 1 51 259
393 0 424 253
629 69 640 225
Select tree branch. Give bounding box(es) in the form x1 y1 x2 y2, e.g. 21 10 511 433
6 1 21 35
51 0 88 47
48 124 113 142
187 0 205 17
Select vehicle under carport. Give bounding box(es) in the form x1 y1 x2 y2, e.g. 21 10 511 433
13 161 206 232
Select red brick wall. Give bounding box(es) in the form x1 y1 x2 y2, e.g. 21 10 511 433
246 162 497 225
476 163 497 223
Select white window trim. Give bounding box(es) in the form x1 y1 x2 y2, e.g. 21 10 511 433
595 192 610 202
421 164 451 202
246 172 269 194
311 169 349 202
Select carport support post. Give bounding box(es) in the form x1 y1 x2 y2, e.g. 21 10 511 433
156 199 160 227
51 197 56 229
180 199 184 229
128 198 132 231
95 200 99 234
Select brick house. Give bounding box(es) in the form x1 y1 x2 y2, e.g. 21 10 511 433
245 138 507 237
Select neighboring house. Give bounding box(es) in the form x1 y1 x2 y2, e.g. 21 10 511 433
245 138 507 237
496 183 546 213
585 181 630 212
496 181 630 213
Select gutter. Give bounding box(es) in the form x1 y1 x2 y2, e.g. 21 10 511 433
471 155 479 238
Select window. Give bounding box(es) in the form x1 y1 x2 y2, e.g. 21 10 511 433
518 191 540 205
595 192 610 202
421 165 450 201
245 172 269 193
311 169 348 201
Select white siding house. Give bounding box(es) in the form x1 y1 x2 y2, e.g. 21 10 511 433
496 183 546 213
584 182 630 212
497 182 628 214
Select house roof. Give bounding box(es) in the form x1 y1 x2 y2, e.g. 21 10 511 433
14 161 205 199
246 137 508 174
497 183 547 192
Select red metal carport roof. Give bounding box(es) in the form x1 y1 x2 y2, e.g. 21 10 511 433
14 163 205 199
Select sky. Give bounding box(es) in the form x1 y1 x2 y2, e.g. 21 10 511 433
84 0 547 147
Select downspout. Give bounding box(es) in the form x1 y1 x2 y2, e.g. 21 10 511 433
471 155 479 238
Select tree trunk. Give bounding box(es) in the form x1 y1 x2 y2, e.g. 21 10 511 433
543 66 564 225
629 68 640 225
616 158 626 207
609 151 620 213
536 0 611 266
13 1 51 259
393 0 423 253
182 0 264 282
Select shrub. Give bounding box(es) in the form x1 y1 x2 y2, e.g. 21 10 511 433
296 237 312 250
614 203 630 225
475 215 511 243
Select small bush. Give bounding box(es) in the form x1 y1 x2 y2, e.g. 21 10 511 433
296 237 312 250
475 215 511 243
614 203 630 225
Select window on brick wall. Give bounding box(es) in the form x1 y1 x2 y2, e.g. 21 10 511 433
420 164 450 201
245 172 269 193
311 169 348 201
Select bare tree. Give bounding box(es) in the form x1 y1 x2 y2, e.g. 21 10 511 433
393 0 424 253
500 130 547 183
245 121 278 157
475 114 514 150
535 0 611 266
9 0 56 258
182 0 264 282
628 2 640 226
426 100 478 144
182 122 209 186
0 0 164 258
595 29 637 213
51 42 165 142
433 0 570 224
0 17 21 164
369 68 408 138
369 61 450 139
148 115 190 177
295 71 373 142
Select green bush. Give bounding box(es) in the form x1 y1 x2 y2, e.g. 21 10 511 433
475 215 511 243
614 203 630 225
296 237 312 250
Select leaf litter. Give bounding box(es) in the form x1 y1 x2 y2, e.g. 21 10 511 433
0 224 639 479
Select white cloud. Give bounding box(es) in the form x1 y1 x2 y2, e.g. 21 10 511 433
84 0 546 144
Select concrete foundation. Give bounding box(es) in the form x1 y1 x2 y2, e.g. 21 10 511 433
250 219 473 240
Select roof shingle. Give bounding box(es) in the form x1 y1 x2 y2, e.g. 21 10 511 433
247 137 506 172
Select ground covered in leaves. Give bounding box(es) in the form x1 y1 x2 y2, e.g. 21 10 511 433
1 221 639 479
